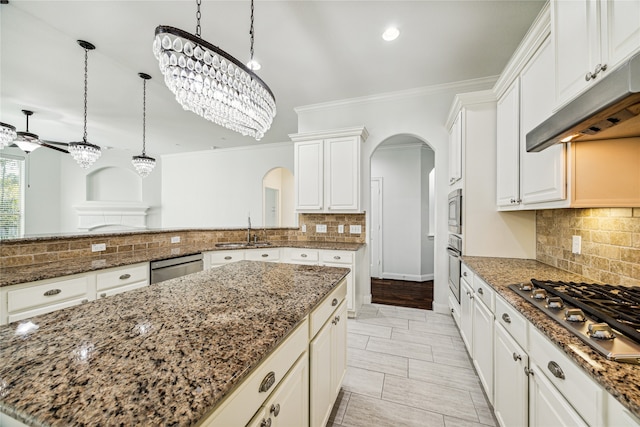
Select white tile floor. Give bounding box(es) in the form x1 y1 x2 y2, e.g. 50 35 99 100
327 303 498 427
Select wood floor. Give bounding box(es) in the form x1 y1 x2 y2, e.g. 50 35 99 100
370 278 434 310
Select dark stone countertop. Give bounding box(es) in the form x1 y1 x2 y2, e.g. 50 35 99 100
0 261 349 426
462 256 640 420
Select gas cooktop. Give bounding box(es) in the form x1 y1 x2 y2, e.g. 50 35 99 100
509 280 640 364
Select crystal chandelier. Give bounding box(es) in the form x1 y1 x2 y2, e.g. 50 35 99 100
68 40 101 169
153 0 276 140
132 73 156 178
0 122 17 150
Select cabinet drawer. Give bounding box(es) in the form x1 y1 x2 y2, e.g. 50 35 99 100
245 248 281 261
529 325 603 423
495 295 527 349
320 251 353 264
208 250 245 265
473 275 495 312
461 263 474 282
203 318 309 427
96 263 148 291
97 281 148 299
309 279 347 338
285 248 319 263
8 275 90 313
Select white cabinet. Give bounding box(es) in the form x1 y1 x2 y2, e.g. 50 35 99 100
291 127 368 213
494 323 529 427
204 250 246 269
282 248 319 265
245 248 281 262
248 354 309 427
471 277 495 404
310 300 347 427
459 275 474 353
496 78 521 207
320 250 355 315
552 0 640 109
448 111 462 185
96 262 149 299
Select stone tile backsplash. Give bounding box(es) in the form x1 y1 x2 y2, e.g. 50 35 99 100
536 208 640 287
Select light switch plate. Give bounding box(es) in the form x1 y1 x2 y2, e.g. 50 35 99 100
301 224 307 233
572 235 581 254
350 225 362 234
171 236 181 244
338 225 344 234
316 224 327 233
91 243 106 252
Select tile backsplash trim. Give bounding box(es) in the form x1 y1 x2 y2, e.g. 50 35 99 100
536 208 640 287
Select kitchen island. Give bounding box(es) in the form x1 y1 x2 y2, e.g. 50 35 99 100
0 261 349 426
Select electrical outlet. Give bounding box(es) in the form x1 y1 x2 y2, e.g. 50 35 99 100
350 225 362 234
301 224 307 233
572 235 582 254
316 224 327 233
91 243 106 252
171 236 181 244
338 225 344 234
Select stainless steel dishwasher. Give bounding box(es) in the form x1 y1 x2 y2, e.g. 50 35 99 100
150 253 204 284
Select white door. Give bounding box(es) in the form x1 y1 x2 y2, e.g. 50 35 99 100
370 178 383 278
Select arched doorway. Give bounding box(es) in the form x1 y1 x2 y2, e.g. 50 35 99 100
262 167 295 227
369 135 435 310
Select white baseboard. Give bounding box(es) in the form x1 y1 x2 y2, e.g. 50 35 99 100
432 301 450 314
382 272 434 282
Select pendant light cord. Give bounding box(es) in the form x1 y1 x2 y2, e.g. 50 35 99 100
83 46 89 143
142 78 147 155
249 0 255 62
196 0 202 38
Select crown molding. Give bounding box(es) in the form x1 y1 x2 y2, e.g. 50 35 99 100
289 126 369 142
445 89 497 129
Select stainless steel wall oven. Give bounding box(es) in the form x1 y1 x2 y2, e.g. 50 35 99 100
447 234 462 303
448 189 462 234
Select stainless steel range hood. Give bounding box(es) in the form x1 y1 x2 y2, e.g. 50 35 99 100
526 51 640 152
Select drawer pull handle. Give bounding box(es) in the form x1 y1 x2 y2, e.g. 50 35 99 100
259 371 276 393
512 352 521 362
547 361 565 380
301 253 308 258
477 288 484 295
332 298 338 306
524 366 534 376
224 256 232 260
333 255 341 260
119 274 131 280
100 293 107 298
502 313 511 324
462 271 467 277
260 419 271 427
261 254 269 258
44 289 62 296
82 299 89 304
270 403 280 417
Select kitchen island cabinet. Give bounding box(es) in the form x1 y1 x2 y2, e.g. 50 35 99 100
0 261 349 427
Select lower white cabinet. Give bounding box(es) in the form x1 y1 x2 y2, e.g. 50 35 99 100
472 294 494 404
204 249 246 268
494 323 528 427
459 277 474 352
310 300 347 427
248 353 309 427
96 262 149 299
282 248 319 265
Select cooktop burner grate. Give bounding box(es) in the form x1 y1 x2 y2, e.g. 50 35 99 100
530 280 640 345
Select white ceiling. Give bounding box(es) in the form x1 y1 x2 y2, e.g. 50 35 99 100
1 0 544 156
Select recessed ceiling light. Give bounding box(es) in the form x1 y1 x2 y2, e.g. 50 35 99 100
382 27 400 41
246 59 261 71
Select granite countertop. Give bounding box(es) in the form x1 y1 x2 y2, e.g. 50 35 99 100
0 241 364 287
462 256 640 420
0 261 349 426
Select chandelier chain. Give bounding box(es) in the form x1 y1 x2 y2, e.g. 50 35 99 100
249 0 255 61
196 0 202 38
142 79 147 155
83 46 89 143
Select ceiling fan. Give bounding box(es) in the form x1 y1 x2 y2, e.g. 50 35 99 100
12 109 70 154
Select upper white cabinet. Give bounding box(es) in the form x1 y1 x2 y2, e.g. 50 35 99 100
291 127 368 213
552 0 640 109
448 111 462 185
496 78 521 207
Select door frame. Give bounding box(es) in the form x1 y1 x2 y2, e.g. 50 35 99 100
370 177 383 279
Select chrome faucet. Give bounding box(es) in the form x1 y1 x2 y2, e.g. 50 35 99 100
247 216 252 244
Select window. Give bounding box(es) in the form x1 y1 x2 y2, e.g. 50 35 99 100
0 154 25 239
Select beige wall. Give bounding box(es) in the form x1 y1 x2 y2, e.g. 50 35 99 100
536 208 640 286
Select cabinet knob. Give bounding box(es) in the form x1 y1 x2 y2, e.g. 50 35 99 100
477 288 484 295
119 274 131 280
270 403 280 417
224 256 232 260
100 293 107 298
260 418 272 427
512 352 522 362
524 366 534 376
259 371 276 393
502 313 512 324
547 361 565 380
462 272 467 277
333 255 341 260
332 298 338 306
82 299 89 304
585 71 594 82
300 253 308 258
44 289 62 297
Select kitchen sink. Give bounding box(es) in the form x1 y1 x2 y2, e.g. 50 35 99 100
215 242 273 249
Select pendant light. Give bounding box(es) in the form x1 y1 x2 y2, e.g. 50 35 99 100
68 40 101 169
0 122 17 150
132 73 156 178
15 110 42 153
153 0 276 140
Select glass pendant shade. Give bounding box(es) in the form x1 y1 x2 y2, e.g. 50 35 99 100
132 72 156 178
14 131 43 153
68 141 101 169
132 154 156 178
152 26 276 141
0 122 17 149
